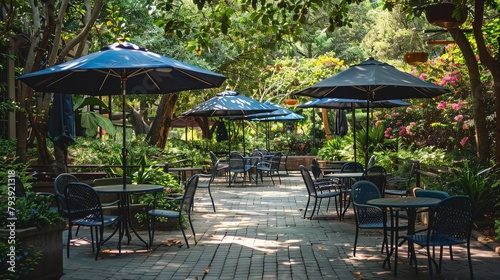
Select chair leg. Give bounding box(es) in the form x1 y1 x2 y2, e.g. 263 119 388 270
67 224 72 258
426 245 435 280
311 198 318 219
303 197 311 219
207 188 216 212
188 214 197 245
353 227 359 256
179 218 189 248
467 243 474 280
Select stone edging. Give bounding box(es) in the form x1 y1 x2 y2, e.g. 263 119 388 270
472 229 500 255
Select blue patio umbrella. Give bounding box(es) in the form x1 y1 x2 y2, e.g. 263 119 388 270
248 104 304 150
19 42 226 189
294 57 449 167
299 98 411 163
182 90 276 186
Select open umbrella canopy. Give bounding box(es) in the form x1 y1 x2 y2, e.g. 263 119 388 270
251 111 304 121
182 90 276 117
298 98 411 109
18 42 226 189
294 57 450 100
18 42 227 95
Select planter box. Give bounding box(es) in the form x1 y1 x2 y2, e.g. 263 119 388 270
283 156 316 171
1 222 65 280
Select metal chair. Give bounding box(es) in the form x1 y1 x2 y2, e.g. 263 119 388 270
210 151 229 180
256 152 282 184
341 161 364 172
395 196 474 279
64 182 121 260
363 165 387 196
299 165 343 220
350 180 407 256
280 150 290 175
228 152 251 186
147 174 199 248
196 160 219 212
385 161 416 197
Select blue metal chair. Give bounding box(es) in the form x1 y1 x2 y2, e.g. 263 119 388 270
396 196 474 279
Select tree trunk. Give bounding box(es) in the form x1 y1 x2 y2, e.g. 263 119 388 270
449 28 490 164
471 0 500 164
322 108 332 140
146 94 178 149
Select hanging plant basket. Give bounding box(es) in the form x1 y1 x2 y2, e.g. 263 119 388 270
404 52 429 65
425 3 467 29
284 99 298 105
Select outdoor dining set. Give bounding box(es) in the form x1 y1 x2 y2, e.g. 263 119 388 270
300 159 475 280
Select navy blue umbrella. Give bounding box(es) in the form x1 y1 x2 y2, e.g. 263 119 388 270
48 93 75 149
19 42 226 189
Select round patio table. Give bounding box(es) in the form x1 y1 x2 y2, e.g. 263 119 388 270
93 184 164 249
367 197 441 274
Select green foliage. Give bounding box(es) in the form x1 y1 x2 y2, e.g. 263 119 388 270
0 242 42 279
0 192 64 229
317 137 349 161
73 96 116 137
445 163 500 221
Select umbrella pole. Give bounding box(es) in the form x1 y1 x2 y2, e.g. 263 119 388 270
352 104 357 163
122 79 127 190
228 120 232 187
365 98 370 169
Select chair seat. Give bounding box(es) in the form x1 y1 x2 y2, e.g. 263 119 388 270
404 233 465 246
148 209 180 219
359 221 408 230
74 215 120 227
315 192 341 199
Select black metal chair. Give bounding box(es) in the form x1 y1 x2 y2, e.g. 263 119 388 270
228 152 251 186
341 161 364 173
385 161 416 197
350 180 407 256
210 151 229 180
147 174 199 248
196 160 219 212
54 173 79 217
64 182 121 260
395 196 474 279
363 165 387 197
280 150 290 175
299 165 343 220
256 152 282 184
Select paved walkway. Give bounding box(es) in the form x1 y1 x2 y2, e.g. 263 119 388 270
61 173 500 279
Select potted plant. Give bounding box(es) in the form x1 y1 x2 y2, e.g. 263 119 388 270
0 182 65 280
317 138 347 164
404 52 429 65
425 3 467 29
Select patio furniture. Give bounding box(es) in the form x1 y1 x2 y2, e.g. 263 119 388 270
210 151 229 180
280 150 290 174
93 183 164 248
300 165 343 220
256 152 282 184
395 196 474 279
228 152 252 186
351 181 407 256
196 160 219 212
64 182 121 260
147 174 199 248
385 161 416 197
363 165 387 196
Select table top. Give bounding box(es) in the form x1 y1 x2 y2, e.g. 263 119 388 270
367 197 441 208
325 172 364 178
93 184 164 193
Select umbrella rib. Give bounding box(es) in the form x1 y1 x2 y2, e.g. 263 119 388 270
176 69 216 86
46 72 75 88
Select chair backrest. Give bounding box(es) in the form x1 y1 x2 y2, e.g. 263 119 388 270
310 164 324 180
229 152 246 171
351 180 381 205
415 189 450 200
249 151 263 166
93 177 132 186
209 160 221 183
182 174 200 214
429 196 474 243
341 162 364 172
209 151 218 165
270 152 282 170
367 155 377 169
363 166 387 195
311 158 319 167
64 182 104 221
54 173 79 196
300 165 317 196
